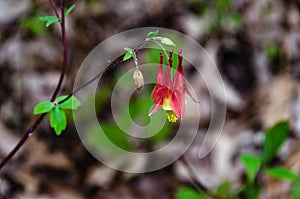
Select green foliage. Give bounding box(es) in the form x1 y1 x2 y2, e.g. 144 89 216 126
236 185 260 199
87 0 102 13
123 47 134 61
175 187 208 199
217 181 231 198
238 121 293 199
217 0 231 10
55 95 81 110
50 106 67 136
265 167 298 181
146 30 159 40
146 30 176 46
240 154 262 183
34 101 55 114
39 16 60 27
263 121 289 164
20 11 47 35
39 4 75 27
264 43 280 60
33 95 81 135
222 14 243 29
64 5 75 16
290 177 300 199
146 41 181 74
188 0 243 33
152 37 176 47
159 37 176 46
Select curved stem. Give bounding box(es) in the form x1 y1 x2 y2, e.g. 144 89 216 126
0 0 67 171
58 39 168 105
137 39 169 60
0 32 171 170
0 114 46 169
51 0 66 101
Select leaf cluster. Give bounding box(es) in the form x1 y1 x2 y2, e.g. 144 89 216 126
34 95 81 135
39 5 75 27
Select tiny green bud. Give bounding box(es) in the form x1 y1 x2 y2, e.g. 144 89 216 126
133 69 144 92
160 37 176 46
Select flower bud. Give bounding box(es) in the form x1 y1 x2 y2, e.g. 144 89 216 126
133 69 144 92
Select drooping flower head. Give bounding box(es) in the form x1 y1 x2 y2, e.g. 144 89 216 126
149 50 198 122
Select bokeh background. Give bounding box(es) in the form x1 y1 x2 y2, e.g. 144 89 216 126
0 0 300 198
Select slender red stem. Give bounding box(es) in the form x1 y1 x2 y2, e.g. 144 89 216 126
50 0 66 101
51 0 60 18
0 28 173 170
0 0 67 171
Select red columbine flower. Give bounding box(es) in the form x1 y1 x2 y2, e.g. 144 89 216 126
149 50 198 122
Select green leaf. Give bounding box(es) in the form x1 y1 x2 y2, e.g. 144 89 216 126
146 30 159 39
290 177 300 199
64 4 75 16
123 51 133 61
175 187 207 199
39 16 58 22
153 36 176 46
240 154 262 183
55 95 81 110
123 48 134 61
124 47 133 52
263 121 289 164
264 43 280 60
160 37 176 46
50 107 67 136
235 185 260 199
217 181 231 197
20 11 47 36
39 16 60 27
265 167 298 181
34 101 55 115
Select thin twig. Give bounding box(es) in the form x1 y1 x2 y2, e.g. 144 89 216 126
0 27 173 170
50 0 60 18
0 0 67 171
58 40 167 104
51 0 66 101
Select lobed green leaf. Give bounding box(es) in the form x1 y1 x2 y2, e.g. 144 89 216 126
39 16 60 27
290 177 300 199
123 48 134 61
265 167 298 181
146 30 159 39
55 95 81 110
160 37 176 46
50 107 67 136
34 101 55 115
263 121 289 164
175 187 207 199
64 4 75 16
240 154 262 183
217 181 231 197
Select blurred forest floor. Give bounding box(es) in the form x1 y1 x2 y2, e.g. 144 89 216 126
1 0 300 199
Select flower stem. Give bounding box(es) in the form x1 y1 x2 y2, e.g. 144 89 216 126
0 28 174 170
50 0 60 18
0 0 67 171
